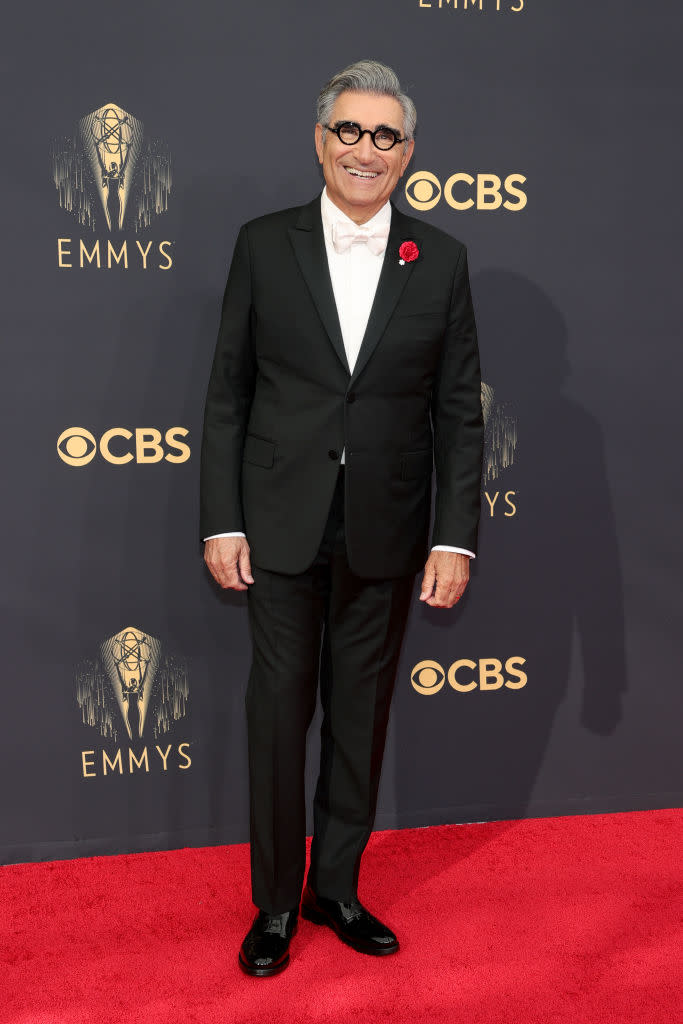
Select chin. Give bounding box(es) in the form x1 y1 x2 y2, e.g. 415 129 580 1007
344 185 384 203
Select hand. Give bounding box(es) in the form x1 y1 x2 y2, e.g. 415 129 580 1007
419 551 470 608
204 536 254 591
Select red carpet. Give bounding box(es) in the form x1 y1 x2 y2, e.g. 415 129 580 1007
1 809 680 1024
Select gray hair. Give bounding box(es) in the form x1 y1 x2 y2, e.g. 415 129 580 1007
316 60 417 145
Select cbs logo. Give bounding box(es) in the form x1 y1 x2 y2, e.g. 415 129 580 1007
57 427 191 466
405 171 527 212
411 657 527 694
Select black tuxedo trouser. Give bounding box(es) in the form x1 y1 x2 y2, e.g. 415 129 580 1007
245 468 415 914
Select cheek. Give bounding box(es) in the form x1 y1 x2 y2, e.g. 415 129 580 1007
331 155 348 175
386 164 402 185
326 154 341 176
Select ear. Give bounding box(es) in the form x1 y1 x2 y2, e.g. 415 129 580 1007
314 123 324 165
400 139 415 176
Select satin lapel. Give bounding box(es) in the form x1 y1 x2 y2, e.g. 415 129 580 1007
350 206 421 383
288 198 350 375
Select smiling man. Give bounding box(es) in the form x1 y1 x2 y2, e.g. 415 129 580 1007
200 60 483 976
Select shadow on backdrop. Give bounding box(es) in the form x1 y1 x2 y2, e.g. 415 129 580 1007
389 270 627 832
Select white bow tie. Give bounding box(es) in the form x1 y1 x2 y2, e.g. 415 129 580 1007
331 220 390 256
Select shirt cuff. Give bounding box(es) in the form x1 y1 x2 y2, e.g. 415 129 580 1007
203 532 246 541
431 545 476 558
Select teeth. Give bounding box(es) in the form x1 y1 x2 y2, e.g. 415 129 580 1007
346 167 378 178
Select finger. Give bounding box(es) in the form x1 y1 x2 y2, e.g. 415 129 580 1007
428 573 451 608
223 561 247 591
204 554 225 588
447 576 469 608
238 547 254 585
226 576 247 592
419 564 436 601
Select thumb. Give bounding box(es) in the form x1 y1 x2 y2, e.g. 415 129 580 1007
238 546 254 584
419 562 436 601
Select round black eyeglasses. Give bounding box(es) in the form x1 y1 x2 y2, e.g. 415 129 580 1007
324 121 405 151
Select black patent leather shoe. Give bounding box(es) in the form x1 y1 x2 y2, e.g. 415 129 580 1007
300 886 399 956
238 908 298 976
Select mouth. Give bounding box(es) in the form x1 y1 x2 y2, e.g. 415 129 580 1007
344 166 380 180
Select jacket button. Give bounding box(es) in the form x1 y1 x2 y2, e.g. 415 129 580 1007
346 392 356 403
328 449 339 460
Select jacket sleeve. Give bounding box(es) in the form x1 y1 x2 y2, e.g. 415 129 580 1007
199 225 256 539
430 244 484 554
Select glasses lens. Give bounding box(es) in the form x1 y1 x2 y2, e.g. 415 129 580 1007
337 123 361 144
374 128 398 150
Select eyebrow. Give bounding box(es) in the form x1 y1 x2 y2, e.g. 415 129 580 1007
333 120 402 133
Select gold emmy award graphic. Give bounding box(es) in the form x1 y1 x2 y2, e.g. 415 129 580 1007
75 624 188 742
75 626 191 777
51 101 172 252
100 627 161 742
481 382 517 488
80 104 144 233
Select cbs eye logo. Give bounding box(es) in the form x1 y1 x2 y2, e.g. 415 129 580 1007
57 427 190 466
405 171 442 212
57 427 98 466
405 171 527 212
411 660 446 695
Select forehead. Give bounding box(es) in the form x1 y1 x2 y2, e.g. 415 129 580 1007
329 90 404 129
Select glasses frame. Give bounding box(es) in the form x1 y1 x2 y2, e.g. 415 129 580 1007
324 120 406 151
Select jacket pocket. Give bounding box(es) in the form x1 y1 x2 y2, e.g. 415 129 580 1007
393 310 446 321
243 433 275 468
401 449 433 480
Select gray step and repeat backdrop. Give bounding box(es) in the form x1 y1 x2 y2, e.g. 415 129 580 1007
1 2 680 864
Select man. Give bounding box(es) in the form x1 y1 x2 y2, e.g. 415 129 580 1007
200 60 483 976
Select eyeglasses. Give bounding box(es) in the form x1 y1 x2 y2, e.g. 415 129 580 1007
324 121 405 151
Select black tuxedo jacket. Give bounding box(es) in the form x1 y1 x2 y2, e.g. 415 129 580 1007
200 195 483 578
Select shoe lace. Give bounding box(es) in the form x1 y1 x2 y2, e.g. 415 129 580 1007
262 913 288 935
340 901 363 922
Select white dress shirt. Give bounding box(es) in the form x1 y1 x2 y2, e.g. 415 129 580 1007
205 188 474 559
320 185 389 383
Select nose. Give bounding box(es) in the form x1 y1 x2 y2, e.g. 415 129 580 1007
354 132 376 163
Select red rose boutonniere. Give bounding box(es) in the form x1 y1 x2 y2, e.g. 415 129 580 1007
398 240 419 266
